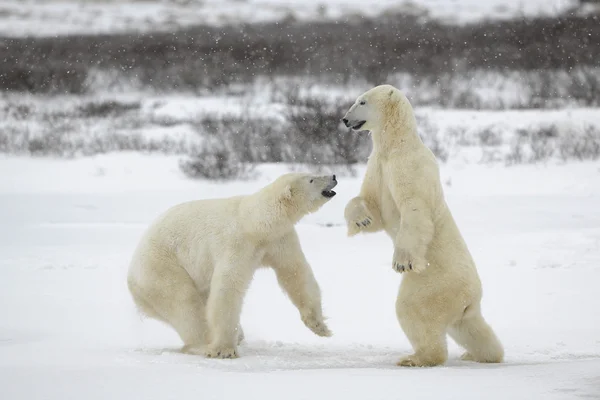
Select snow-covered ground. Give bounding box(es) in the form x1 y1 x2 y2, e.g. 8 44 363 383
0 0 582 37
1 153 599 399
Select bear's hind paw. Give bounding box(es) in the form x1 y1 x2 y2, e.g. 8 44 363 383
396 354 445 367
205 345 239 359
396 355 419 367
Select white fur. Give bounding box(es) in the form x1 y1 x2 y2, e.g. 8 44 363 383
127 173 336 359
343 84 504 367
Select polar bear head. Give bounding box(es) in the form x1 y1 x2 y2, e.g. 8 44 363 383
242 172 338 238
342 84 417 145
279 172 337 212
257 173 338 226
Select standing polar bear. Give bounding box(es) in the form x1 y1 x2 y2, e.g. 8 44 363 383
127 173 337 359
342 84 503 367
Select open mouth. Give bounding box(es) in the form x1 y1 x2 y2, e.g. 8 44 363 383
321 181 338 198
352 121 366 130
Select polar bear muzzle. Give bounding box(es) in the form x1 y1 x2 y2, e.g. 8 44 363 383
342 118 366 131
321 175 337 198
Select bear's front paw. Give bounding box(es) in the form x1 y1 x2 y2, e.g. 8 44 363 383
205 344 239 359
301 314 333 337
392 247 429 274
345 198 374 236
347 217 373 237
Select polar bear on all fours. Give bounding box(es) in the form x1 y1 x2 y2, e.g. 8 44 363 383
343 84 504 367
127 173 337 359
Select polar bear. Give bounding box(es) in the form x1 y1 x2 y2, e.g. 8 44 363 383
127 173 337 359
342 84 503 367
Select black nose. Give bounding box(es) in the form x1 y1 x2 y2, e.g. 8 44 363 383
342 118 348 126
332 174 336 181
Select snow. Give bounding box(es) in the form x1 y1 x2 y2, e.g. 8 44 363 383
0 0 580 37
1 153 600 399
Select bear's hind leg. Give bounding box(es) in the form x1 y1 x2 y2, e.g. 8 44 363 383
129 260 209 354
449 306 504 363
172 289 210 355
236 324 245 345
396 301 448 367
204 261 255 359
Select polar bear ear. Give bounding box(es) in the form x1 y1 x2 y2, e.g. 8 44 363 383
387 87 401 103
281 184 293 200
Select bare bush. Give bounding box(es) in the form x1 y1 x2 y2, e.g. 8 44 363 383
505 138 526 165
506 126 556 164
78 100 141 118
0 61 88 94
179 140 255 181
559 125 600 161
529 126 559 162
477 126 504 147
506 124 600 164
285 91 369 165
416 114 449 162
175 92 373 180
192 116 291 163
0 124 192 157
2 103 32 120
568 66 600 106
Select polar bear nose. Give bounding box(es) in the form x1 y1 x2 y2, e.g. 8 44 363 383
332 175 336 181
342 118 349 126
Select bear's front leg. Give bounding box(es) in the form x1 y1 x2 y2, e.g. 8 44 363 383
276 261 332 337
344 197 381 236
205 266 253 359
265 231 332 338
391 198 435 274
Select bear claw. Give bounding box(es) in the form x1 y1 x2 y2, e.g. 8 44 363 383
349 213 372 233
393 261 412 273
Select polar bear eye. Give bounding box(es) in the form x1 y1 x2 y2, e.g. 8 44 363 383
310 179 314 183
359 100 366 105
